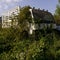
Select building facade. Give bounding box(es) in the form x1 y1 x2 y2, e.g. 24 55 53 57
1 6 20 28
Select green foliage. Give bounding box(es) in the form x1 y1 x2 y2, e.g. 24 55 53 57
55 0 60 16
18 6 32 32
0 6 60 60
54 15 60 24
54 0 60 24
0 28 60 60
55 5 60 16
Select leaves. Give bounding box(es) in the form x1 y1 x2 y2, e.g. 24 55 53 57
0 6 60 60
54 0 60 24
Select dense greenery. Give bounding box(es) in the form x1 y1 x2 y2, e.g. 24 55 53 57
0 5 60 60
54 0 60 24
0 28 60 60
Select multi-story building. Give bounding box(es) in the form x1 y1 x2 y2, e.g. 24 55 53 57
1 6 20 28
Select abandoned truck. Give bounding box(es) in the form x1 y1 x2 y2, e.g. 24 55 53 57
28 7 60 34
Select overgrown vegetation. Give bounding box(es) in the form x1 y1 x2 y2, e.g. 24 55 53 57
0 1 60 60
54 0 60 24
0 28 60 60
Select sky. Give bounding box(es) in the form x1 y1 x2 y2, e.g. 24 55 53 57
0 0 58 15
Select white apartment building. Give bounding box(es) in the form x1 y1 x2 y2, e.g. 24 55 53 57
1 6 20 28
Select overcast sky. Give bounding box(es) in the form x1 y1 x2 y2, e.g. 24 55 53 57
0 0 58 15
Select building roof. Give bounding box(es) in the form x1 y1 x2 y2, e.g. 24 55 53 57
32 8 55 23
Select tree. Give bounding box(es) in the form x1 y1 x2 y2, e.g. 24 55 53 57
55 0 60 15
54 0 60 24
17 6 32 39
54 15 60 24
18 6 32 31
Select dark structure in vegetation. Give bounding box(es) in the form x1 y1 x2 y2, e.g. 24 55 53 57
0 6 60 60
29 7 58 35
